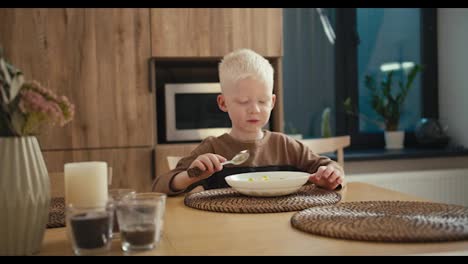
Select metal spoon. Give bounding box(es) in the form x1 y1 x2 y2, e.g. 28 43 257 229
221 150 250 166
187 150 250 178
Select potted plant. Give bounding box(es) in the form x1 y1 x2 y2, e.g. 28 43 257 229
344 63 422 149
0 47 74 255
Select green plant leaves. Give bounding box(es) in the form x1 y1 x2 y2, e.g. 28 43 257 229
0 57 24 105
345 64 422 131
343 97 353 114
321 107 331 138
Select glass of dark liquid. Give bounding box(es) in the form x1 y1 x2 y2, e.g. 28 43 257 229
116 192 167 252
66 203 114 256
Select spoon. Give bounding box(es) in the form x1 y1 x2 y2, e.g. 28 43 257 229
187 150 250 178
221 150 250 166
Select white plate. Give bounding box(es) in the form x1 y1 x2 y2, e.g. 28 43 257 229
233 186 305 197
225 171 310 197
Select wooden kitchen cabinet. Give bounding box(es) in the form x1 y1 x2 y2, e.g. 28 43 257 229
0 8 285 187
0 8 154 150
43 147 154 194
151 8 283 57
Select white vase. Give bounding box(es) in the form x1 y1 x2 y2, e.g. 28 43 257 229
0 136 50 255
384 131 405 150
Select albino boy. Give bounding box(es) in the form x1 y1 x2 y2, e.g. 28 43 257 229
153 49 344 195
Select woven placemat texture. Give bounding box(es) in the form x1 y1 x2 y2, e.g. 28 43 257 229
291 201 468 242
184 185 341 213
47 197 65 228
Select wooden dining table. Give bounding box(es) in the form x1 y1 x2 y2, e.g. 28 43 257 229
37 182 468 256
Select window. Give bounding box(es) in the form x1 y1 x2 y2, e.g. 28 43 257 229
335 8 438 149
282 8 336 138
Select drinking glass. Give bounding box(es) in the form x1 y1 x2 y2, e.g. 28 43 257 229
116 192 166 252
66 203 113 256
108 188 136 238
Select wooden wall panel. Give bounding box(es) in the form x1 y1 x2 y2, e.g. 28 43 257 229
0 8 154 149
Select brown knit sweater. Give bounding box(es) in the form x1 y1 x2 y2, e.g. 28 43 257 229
152 130 345 196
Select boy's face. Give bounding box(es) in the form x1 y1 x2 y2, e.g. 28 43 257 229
217 77 276 139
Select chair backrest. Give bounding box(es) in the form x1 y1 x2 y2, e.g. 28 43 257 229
298 135 350 168
156 143 200 176
167 156 183 170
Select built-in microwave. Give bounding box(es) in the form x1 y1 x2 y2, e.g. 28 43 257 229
163 83 231 142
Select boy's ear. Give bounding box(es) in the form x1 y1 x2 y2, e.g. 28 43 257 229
217 94 228 112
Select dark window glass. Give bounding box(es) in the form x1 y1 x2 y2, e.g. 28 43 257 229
282 8 336 138
175 94 231 129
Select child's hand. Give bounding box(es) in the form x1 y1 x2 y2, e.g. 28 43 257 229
188 153 227 179
308 165 344 190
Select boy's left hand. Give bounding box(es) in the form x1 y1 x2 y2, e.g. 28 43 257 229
309 165 344 190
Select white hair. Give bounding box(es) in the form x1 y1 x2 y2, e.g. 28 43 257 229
218 49 274 93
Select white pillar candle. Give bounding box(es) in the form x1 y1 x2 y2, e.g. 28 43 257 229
64 161 108 207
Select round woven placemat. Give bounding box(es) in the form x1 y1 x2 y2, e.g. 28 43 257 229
184 185 341 213
47 197 65 228
291 201 468 242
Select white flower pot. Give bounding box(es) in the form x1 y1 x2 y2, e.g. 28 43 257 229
0 136 50 255
384 131 405 150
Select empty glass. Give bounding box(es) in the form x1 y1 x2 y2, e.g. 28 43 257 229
108 188 136 238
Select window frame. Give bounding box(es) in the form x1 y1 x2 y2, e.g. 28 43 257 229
334 8 439 149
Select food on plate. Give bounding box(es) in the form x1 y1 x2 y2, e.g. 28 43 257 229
246 175 291 182
247 175 270 182
225 171 310 197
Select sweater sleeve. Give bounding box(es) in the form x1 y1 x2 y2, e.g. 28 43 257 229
290 137 346 190
152 138 216 196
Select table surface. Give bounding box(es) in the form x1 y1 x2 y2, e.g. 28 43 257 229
38 182 468 256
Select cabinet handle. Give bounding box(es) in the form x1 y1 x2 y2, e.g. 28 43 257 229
151 149 156 180
148 57 156 93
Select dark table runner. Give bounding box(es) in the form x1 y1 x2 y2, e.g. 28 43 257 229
47 197 65 228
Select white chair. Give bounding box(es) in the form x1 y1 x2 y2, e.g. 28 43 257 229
167 156 183 170
299 135 350 168
155 143 199 177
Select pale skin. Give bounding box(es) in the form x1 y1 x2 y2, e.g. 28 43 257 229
171 77 344 191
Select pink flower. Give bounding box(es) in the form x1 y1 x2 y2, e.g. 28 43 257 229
14 80 75 135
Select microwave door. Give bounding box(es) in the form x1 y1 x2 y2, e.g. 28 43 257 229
165 83 231 142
